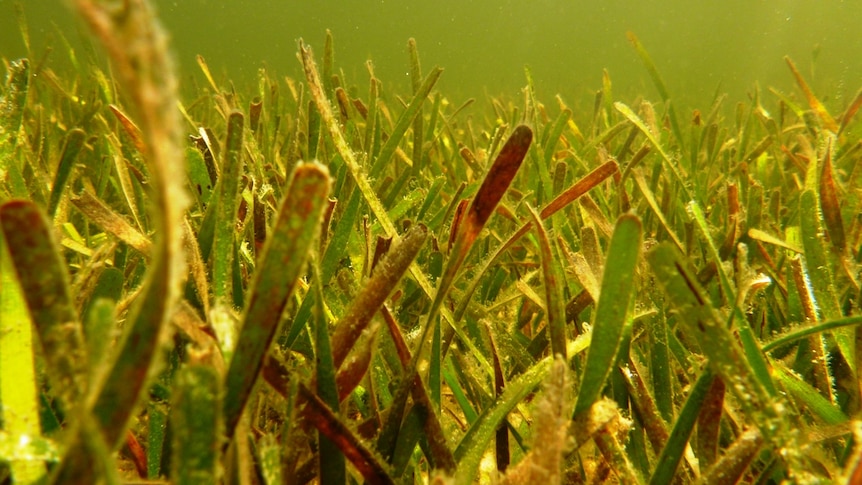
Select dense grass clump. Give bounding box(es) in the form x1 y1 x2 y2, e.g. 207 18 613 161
1 1 862 483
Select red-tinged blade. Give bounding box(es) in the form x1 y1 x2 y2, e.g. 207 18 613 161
448 198 469 253
819 139 845 252
463 124 533 239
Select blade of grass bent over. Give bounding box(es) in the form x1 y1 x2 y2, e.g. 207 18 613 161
747 228 802 254
838 87 862 135
70 190 152 256
615 102 691 201
108 104 146 154
785 56 838 132
762 315 862 353
773 364 847 426
223 162 330 440
573 213 642 417
633 166 686 249
195 54 220 93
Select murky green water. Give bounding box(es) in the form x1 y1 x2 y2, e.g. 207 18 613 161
2 0 861 112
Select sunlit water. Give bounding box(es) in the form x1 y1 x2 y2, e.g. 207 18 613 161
2 0 860 114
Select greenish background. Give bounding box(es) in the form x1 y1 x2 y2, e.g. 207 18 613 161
1 0 860 113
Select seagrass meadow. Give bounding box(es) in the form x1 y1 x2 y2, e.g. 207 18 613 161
2 1 862 484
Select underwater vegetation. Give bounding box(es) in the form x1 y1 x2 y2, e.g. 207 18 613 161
2 0 862 483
